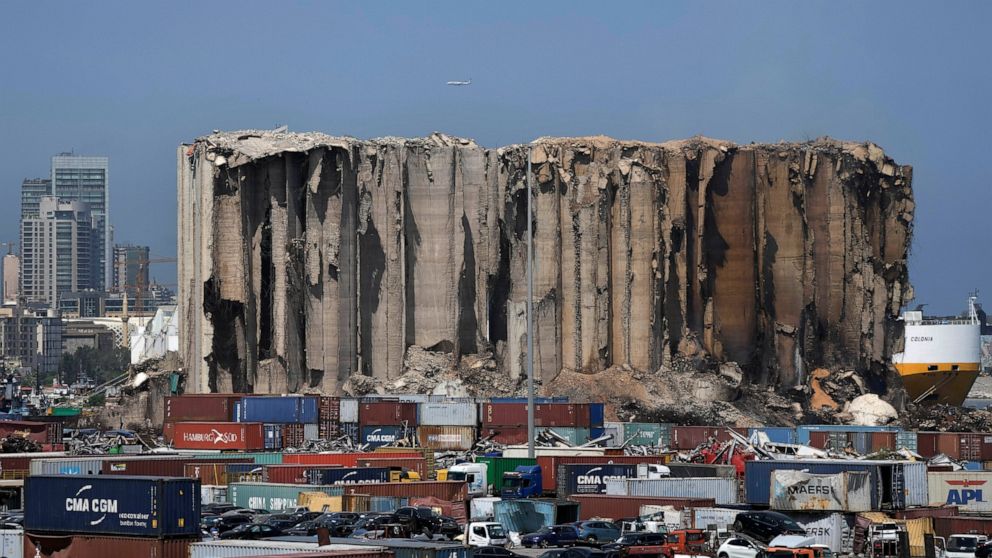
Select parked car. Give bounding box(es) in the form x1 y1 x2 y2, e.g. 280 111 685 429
395 506 448 537
733 512 806 544
974 540 992 558
262 513 303 530
718 537 764 558
350 513 400 538
437 515 463 540
214 514 253 534
602 532 669 552
522 525 581 548
218 523 285 540
573 521 621 545
474 546 526 558
202 503 239 515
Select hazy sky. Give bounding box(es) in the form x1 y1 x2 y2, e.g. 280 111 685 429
1 1 988 314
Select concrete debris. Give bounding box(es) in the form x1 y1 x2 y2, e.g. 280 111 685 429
898 403 992 432
845 394 899 426
178 131 913 408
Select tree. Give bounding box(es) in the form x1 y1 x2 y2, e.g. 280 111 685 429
59 346 130 385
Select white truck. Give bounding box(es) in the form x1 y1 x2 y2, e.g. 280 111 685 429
458 522 509 547
447 463 489 497
946 534 987 558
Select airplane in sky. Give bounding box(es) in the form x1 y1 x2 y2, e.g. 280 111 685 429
446 79 472 86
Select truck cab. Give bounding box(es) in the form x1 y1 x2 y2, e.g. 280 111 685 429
636 463 672 479
463 521 509 547
665 529 708 555
501 465 543 499
447 463 488 496
946 534 988 558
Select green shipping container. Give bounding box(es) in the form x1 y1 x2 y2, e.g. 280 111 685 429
48 407 82 417
228 482 344 511
478 456 537 493
191 451 284 465
623 423 672 447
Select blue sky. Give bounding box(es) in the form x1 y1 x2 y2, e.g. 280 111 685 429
0 1 988 314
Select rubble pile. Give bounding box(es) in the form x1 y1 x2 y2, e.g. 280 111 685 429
178 130 913 415
899 403 992 432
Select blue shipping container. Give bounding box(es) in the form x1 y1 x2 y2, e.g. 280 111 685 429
264 424 283 449
235 396 319 424
589 404 605 428
748 427 796 444
360 425 405 448
557 463 638 495
795 425 900 444
24 475 200 538
306 466 392 485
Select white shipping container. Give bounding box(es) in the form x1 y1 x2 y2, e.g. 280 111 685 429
691 507 740 530
340 399 359 423
790 512 850 553
201 485 228 505
928 471 992 512
602 422 624 447
418 403 478 426
304 423 319 441
471 497 501 521
606 478 739 504
639 505 690 531
770 470 871 512
0 529 21 558
189 541 378 558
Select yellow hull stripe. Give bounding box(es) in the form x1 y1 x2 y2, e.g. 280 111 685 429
894 362 981 374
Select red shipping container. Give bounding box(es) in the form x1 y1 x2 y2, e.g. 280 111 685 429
893 506 959 520
934 516 992 538
671 426 747 450
359 401 417 426
536 455 670 493
320 396 342 421
164 394 242 422
481 426 529 444
282 452 420 467
871 431 897 452
183 462 260 485
338 481 468 508
959 433 985 461
534 403 591 427
24 532 196 558
170 422 265 450
570 495 716 520
265 464 341 484
481 403 528 426
102 455 251 476
356 457 428 479
0 420 52 444
283 423 306 448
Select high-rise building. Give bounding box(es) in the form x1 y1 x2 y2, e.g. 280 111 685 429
2 254 18 303
20 197 98 308
0 304 62 376
112 244 149 296
20 178 51 220
51 154 110 289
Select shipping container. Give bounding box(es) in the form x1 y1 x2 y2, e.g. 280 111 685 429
361 425 408 448
535 455 671 494
201 485 228 505
266 464 340 485
615 423 673 447
480 403 528 426
341 422 360 441
0 451 64 478
306 467 392 485
544 427 591 446
745 459 928 509
171 422 266 450
283 452 419 467
337 481 468 505
417 403 477 426
265 424 284 449
928 471 992 512
359 402 418 426
186 451 284 465
102 455 252 476
185 462 261 485
893 506 959 520
0 420 59 444
24 533 196 558
534 403 591 427
796 425 900 445
470 497 501 521
0 529 19 557
481 426 528 445
320 419 343 440
790 512 852 553
235 396 319 424
30 455 107 475
666 463 737 478
228 482 345 511
164 394 241 422
356 457 428 480
691 507 739 530
320 396 342 421
769 470 871 512
671 426 747 450
24 476 200 537
589 403 604 428
493 499 580 534
188 540 386 558
606 477 739 504
557 463 638 495
416 426 475 450
370 496 409 512
748 427 797 445
897 431 919 452
569 495 716 520
933 516 992 538
341 399 359 423
374 447 437 480
476 457 538 493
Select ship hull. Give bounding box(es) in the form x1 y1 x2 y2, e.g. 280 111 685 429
896 364 981 406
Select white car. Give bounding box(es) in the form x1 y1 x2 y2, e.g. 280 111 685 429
718 537 763 558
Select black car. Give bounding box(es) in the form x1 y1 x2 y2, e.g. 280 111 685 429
395 506 445 537
436 515 462 540
539 549 608 558
262 513 302 530
350 513 400 538
732 511 806 543
474 546 525 558
214 514 253 534
218 523 285 540
976 541 992 558
202 503 239 515
601 532 668 552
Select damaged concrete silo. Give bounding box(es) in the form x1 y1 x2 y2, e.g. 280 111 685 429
177 131 913 396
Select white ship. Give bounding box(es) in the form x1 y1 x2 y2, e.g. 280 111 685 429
893 295 982 406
